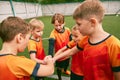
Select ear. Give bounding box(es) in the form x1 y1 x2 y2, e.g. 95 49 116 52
16 33 24 43
63 22 65 25
62 22 65 26
89 18 97 27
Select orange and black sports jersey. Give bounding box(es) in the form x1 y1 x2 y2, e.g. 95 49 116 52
49 27 71 53
28 38 46 60
77 35 120 80
67 40 83 76
0 54 39 80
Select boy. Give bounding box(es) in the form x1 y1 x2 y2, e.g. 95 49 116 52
53 0 120 80
0 16 54 80
54 25 84 80
48 13 71 80
28 19 46 80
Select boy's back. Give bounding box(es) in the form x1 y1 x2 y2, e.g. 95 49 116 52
0 55 35 80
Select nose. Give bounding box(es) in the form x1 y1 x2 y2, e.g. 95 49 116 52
57 26 61 29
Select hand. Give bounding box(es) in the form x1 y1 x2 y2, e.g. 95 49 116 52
44 55 54 64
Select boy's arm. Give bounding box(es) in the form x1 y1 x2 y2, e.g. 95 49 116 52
53 46 79 61
30 53 45 64
37 55 54 76
48 38 55 56
54 46 68 57
54 40 75 57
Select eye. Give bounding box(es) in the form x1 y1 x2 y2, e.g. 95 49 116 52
76 22 81 26
77 23 81 26
37 31 40 32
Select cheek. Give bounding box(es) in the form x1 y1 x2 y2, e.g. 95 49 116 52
77 27 82 31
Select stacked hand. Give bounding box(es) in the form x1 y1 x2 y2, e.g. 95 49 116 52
43 55 55 65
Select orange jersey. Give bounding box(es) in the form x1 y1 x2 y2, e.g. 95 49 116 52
77 35 120 80
50 27 71 52
0 54 39 80
28 38 46 60
50 27 71 61
67 40 83 76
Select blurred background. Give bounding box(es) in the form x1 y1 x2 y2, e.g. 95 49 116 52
0 0 120 22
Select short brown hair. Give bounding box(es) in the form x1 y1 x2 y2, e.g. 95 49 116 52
29 19 44 30
51 13 64 24
73 0 105 23
0 16 30 42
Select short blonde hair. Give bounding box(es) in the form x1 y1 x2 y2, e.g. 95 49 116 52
73 0 105 23
29 19 44 30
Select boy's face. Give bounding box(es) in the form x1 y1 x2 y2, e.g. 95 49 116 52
75 18 93 36
18 32 31 52
53 20 64 32
72 30 82 43
32 27 43 38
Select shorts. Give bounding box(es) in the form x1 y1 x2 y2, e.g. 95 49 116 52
70 71 84 80
55 58 70 69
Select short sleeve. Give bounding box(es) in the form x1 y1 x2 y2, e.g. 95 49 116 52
108 36 120 72
49 30 55 39
7 56 38 78
77 36 87 50
67 40 76 49
28 40 36 52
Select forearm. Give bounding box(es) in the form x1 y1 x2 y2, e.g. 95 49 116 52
53 49 71 61
37 56 54 76
48 38 55 56
53 46 79 61
54 46 67 57
37 63 54 76
114 72 120 80
31 57 44 64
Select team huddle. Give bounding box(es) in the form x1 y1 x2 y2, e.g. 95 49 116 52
0 0 120 80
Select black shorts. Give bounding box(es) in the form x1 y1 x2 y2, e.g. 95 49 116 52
70 71 84 80
55 58 70 69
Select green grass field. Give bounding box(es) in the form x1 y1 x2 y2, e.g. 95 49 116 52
0 15 120 80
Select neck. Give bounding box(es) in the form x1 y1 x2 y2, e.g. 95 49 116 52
31 36 40 41
89 24 109 43
0 42 17 55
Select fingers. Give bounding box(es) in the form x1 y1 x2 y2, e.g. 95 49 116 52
43 55 55 64
44 55 52 60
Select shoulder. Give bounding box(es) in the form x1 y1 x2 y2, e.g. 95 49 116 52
106 35 120 46
7 55 37 77
77 36 89 48
50 29 57 33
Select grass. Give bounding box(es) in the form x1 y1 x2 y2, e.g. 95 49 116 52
0 15 120 80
